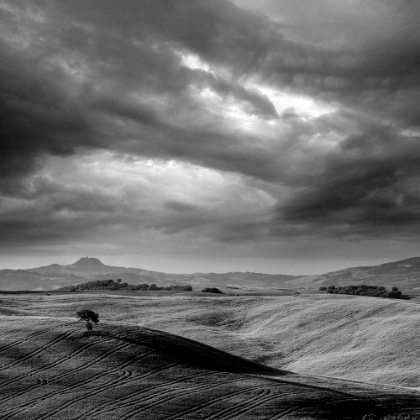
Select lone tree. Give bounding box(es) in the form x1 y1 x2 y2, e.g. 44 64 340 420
76 309 99 335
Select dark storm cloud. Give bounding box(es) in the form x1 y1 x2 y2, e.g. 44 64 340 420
279 117 420 229
0 42 95 193
0 0 281 188
2 0 420 252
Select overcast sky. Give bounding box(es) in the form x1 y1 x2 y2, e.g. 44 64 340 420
1 0 420 274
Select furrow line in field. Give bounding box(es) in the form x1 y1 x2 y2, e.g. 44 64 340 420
0 334 100 409
266 405 301 419
158 386 266 420
0 338 102 391
0 328 78 373
42 341 141 391
0 339 134 414
88 371 231 420
0 340 135 411
0 322 73 355
228 392 296 420
4 347 159 418
256 388 323 420
77 358 180 398
318 395 377 407
204 388 271 420
248 388 360 420
34 361 179 420
0 337 116 395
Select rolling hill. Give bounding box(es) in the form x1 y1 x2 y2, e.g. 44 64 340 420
284 257 420 293
11 291 417 389
1 291 419 391
0 310 419 419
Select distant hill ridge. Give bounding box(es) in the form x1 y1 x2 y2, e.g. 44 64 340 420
1 256 420 292
70 257 105 267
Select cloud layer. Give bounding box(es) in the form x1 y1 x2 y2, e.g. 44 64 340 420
1 0 420 271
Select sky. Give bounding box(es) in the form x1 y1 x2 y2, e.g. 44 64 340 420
1 0 420 274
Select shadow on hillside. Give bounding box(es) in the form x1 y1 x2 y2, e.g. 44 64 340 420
86 326 288 376
75 329 395 420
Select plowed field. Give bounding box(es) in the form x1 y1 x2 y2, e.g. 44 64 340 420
0 293 419 419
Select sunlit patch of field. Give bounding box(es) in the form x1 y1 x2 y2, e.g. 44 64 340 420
0 293 419 418
406 288 420 303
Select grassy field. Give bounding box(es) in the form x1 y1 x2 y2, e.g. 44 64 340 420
0 292 419 419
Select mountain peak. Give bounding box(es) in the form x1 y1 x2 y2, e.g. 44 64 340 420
70 257 105 267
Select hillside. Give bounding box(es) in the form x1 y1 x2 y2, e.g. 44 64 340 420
2 292 419 389
0 313 419 419
288 257 420 291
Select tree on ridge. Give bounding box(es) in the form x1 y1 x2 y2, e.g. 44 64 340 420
76 309 99 335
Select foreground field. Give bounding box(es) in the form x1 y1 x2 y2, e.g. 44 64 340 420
0 292 419 418
0 317 419 419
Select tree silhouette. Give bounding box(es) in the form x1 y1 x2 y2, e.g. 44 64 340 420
76 309 99 335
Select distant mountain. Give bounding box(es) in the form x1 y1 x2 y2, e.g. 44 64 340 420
1 256 420 292
70 257 105 267
29 257 151 275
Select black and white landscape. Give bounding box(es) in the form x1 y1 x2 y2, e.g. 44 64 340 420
1 1 420 419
